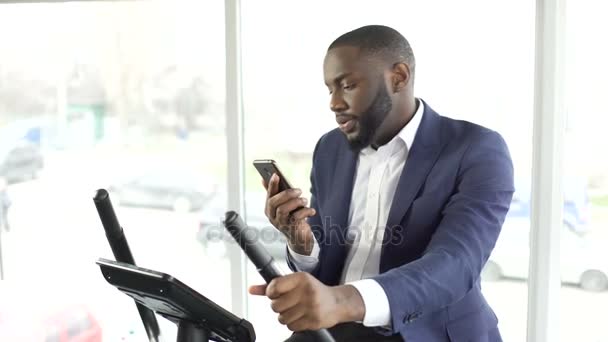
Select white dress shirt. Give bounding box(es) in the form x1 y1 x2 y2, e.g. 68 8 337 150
288 100 425 327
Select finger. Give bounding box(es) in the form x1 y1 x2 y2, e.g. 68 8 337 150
289 207 317 222
287 315 320 332
248 284 268 296
267 173 279 198
268 188 302 221
275 198 308 224
266 274 301 299
265 174 279 219
265 197 273 220
268 188 302 210
278 305 307 326
270 287 302 314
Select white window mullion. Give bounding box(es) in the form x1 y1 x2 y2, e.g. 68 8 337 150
225 0 248 318
527 0 566 341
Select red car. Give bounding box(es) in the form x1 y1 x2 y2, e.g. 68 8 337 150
0 303 102 342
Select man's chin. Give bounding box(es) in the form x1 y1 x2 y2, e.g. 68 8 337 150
346 136 369 153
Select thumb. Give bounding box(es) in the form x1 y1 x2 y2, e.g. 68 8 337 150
248 284 268 296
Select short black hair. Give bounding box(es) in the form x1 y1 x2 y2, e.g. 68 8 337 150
328 25 415 72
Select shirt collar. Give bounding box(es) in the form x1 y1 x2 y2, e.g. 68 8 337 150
361 98 424 156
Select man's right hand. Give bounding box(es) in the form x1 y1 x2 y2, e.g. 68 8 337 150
264 173 316 255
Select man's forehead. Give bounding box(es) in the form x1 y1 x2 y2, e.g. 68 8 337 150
324 46 363 68
323 46 370 79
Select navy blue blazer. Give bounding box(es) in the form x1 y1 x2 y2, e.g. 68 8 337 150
289 101 514 341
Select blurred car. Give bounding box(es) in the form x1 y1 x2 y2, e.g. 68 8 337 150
505 178 591 235
0 140 44 184
196 192 287 259
481 179 607 291
0 303 102 342
42 306 102 342
107 314 176 342
483 218 608 291
108 168 218 213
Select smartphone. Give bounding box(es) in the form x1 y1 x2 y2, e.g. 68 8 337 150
253 159 293 193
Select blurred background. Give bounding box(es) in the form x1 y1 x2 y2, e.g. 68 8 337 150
0 0 606 341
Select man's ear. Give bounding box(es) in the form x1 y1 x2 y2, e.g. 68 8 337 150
391 62 411 93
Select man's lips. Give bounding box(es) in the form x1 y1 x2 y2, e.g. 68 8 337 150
336 115 357 133
335 114 356 124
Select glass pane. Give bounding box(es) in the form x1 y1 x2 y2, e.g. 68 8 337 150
242 1 534 340
560 1 608 340
0 1 229 341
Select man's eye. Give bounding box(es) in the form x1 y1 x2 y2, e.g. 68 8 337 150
343 84 356 90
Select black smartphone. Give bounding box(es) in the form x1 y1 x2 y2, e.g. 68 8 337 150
253 159 293 193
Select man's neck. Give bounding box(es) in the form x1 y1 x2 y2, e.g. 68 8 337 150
372 97 418 148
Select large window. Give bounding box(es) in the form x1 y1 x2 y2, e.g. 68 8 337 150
559 1 608 340
241 1 535 340
0 1 230 341
0 1 604 341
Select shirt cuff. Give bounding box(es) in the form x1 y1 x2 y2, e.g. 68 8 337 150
348 279 392 327
286 239 320 272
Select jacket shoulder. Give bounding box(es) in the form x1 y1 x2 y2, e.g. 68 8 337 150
433 113 507 154
313 128 347 156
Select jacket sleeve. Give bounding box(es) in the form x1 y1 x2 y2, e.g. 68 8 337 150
373 130 515 333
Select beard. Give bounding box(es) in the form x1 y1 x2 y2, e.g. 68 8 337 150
347 84 393 152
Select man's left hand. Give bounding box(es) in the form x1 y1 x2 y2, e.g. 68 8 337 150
249 272 365 332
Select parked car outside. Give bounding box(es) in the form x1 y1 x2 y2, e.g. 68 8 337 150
0 303 102 342
108 167 218 213
0 140 44 184
482 177 607 291
196 192 287 259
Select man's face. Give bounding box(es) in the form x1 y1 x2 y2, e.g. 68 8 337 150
323 46 393 151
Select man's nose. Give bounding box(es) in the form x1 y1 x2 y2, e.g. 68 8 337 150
330 93 347 113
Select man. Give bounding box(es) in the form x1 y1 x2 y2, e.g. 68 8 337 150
251 25 514 341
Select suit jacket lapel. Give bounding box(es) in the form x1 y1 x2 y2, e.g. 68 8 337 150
327 148 357 237
320 145 357 285
385 104 444 233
